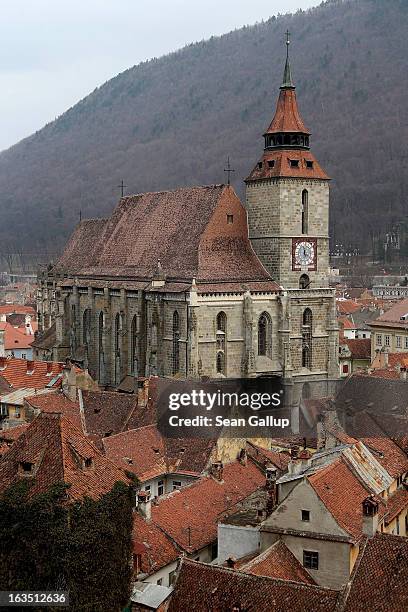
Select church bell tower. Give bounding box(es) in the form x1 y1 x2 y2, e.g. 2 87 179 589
246 32 330 290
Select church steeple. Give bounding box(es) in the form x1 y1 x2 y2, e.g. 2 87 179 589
281 30 294 89
245 32 329 182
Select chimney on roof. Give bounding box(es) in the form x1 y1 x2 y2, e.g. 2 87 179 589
26 360 34 373
226 556 237 569
0 356 6 369
316 417 326 452
62 362 77 401
400 367 407 381
238 448 247 466
46 362 53 374
265 466 278 513
362 495 379 537
210 461 224 482
137 491 152 521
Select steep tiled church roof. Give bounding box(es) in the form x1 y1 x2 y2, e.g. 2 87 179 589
54 185 277 287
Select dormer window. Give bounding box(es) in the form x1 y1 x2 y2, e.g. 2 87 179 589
19 461 34 474
306 160 314 169
268 160 275 168
84 457 93 469
290 160 300 168
257 161 263 169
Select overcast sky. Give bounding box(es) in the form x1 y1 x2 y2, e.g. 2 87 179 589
0 0 318 151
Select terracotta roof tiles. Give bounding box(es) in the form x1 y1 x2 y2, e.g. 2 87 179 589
0 357 63 390
241 540 316 585
168 559 339 612
152 460 265 553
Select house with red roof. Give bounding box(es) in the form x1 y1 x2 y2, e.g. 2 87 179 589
0 409 129 501
131 458 267 588
259 441 408 590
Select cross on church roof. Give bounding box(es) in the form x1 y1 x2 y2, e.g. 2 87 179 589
117 179 128 198
223 157 235 186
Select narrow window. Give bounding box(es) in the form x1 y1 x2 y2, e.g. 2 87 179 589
227 214 234 224
158 480 165 496
299 274 310 290
258 312 272 357
98 311 104 382
301 510 310 522
131 315 138 375
82 309 91 344
376 334 382 347
302 309 313 369
302 189 309 234
172 311 180 375
258 161 263 169
114 313 121 385
268 160 275 168
216 312 227 375
385 335 390 347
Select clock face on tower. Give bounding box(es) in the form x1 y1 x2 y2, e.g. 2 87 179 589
292 238 317 271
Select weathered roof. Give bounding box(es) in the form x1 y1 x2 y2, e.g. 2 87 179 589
0 387 53 406
265 88 310 135
0 411 128 500
241 540 316 585
103 424 215 482
152 460 265 553
0 357 63 390
246 150 328 181
168 559 339 612
343 338 371 360
54 185 275 286
132 513 179 576
339 534 408 611
31 323 56 350
370 297 408 328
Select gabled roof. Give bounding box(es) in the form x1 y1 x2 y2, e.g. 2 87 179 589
343 339 371 360
132 513 179 576
308 455 385 541
54 185 275 287
25 391 82 430
241 540 316 585
246 441 291 472
152 460 265 553
0 357 63 390
0 321 34 350
168 559 339 612
81 389 139 438
0 411 128 500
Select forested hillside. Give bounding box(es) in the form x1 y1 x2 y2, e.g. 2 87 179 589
0 0 407 260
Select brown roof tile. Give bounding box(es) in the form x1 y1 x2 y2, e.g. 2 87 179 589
55 185 273 284
168 559 339 612
0 411 129 500
241 540 316 585
132 513 179 576
340 534 408 611
152 460 265 553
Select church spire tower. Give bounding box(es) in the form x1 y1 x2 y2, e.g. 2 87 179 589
245 32 330 289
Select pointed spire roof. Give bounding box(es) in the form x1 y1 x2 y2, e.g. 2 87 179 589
264 31 310 137
281 30 294 88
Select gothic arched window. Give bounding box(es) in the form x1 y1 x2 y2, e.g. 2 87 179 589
82 309 91 345
258 312 272 357
114 313 121 384
131 315 138 375
216 312 227 375
98 311 104 381
299 274 310 290
302 189 309 234
216 351 225 375
172 311 180 375
302 308 313 369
